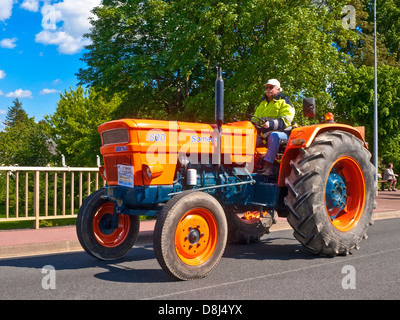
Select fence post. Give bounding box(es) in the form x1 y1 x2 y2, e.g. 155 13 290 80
5 171 10 219
34 170 40 229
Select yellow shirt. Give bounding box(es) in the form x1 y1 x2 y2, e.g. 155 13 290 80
254 94 295 128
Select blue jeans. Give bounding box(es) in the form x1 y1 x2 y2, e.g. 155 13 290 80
257 131 288 164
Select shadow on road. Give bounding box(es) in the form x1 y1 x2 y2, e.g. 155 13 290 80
222 234 319 262
0 244 173 283
0 231 330 284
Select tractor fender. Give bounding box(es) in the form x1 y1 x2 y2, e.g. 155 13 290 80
277 123 367 187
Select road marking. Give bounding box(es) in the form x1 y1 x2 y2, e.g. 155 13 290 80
144 247 400 300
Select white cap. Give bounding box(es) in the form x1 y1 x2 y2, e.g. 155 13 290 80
263 79 281 88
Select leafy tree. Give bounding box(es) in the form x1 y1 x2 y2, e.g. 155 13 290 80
362 0 400 63
77 0 355 123
3 99 28 127
73 0 399 172
339 0 400 68
0 100 55 166
331 63 400 169
45 87 121 167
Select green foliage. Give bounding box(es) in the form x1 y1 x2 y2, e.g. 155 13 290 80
3 1 399 175
0 100 55 167
336 0 399 68
77 0 354 123
45 87 121 167
362 0 400 63
3 99 28 127
332 63 400 169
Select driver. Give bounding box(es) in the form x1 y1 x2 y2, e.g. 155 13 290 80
254 79 295 176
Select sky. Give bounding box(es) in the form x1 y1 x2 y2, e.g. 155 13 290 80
0 0 101 129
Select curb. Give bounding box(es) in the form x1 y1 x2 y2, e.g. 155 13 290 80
0 210 399 259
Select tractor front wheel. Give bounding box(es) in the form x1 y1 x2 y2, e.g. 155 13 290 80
76 188 140 260
284 131 375 256
154 191 227 280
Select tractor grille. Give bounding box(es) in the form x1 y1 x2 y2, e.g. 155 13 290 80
102 128 129 145
104 155 133 183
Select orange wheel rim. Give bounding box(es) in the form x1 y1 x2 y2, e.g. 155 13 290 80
175 208 218 266
324 157 366 231
93 203 131 248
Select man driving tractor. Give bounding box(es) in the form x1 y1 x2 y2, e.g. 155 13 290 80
254 79 295 176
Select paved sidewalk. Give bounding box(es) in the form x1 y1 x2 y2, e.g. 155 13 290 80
0 190 399 259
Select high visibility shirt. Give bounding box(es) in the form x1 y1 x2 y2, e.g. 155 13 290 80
254 92 295 129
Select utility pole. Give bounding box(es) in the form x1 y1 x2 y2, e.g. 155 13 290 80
373 0 378 185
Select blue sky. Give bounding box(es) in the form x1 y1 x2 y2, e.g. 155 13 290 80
0 0 100 129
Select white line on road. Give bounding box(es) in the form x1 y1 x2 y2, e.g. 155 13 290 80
144 247 400 300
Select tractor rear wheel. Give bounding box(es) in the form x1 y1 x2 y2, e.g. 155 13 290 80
225 205 271 244
154 191 227 280
76 188 140 260
284 131 375 256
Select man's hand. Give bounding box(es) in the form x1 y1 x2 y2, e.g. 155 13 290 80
263 121 270 129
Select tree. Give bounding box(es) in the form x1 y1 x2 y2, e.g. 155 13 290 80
331 63 400 169
331 0 400 170
3 99 28 127
45 87 121 167
0 100 55 166
338 0 400 68
362 0 400 63
77 0 355 123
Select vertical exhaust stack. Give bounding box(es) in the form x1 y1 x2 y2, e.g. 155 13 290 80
214 66 224 166
215 66 224 131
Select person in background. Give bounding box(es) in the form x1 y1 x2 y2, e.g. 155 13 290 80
383 163 398 191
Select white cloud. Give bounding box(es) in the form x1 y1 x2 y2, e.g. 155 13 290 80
35 30 87 55
35 0 101 55
40 88 59 95
0 70 5 79
0 37 17 49
0 89 3 96
5 89 33 99
0 0 13 22
21 0 39 12
0 108 6 114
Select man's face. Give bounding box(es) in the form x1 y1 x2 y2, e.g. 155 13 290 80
265 85 280 99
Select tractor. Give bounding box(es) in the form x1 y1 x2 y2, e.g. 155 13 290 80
76 68 376 281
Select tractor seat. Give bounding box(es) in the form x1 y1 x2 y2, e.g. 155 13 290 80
256 137 288 156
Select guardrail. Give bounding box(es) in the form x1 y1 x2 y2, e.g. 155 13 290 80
0 166 104 229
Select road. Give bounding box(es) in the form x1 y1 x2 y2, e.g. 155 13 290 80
0 218 399 303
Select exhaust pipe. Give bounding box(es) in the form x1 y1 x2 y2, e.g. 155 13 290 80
214 66 224 166
215 66 224 132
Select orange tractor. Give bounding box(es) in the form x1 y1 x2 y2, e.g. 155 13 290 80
77 68 376 280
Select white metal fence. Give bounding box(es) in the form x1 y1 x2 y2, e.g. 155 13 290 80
0 166 103 229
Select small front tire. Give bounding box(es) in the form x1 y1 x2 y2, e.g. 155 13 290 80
76 188 140 260
154 191 228 280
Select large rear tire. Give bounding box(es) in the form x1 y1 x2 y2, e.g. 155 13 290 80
284 131 375 256
76 188 140 260
154 191 227 280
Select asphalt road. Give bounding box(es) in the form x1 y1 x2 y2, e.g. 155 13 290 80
0 218 399 303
